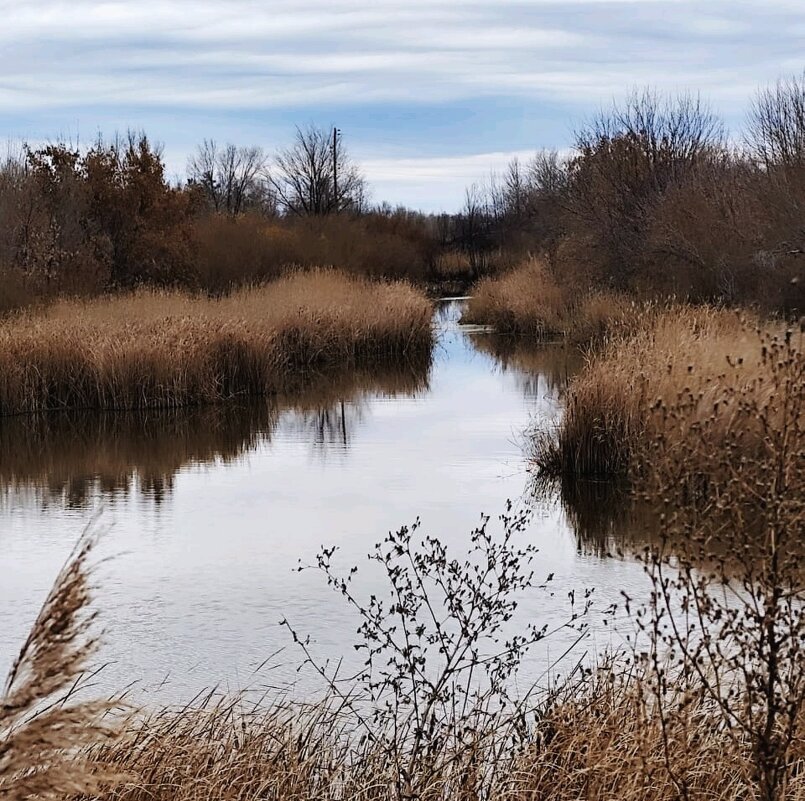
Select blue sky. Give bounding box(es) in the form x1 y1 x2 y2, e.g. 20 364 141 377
1 0 803 211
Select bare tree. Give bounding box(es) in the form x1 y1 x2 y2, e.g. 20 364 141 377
270 125 367 216
568 90 725 286
748 73 805 169
187 140 270 215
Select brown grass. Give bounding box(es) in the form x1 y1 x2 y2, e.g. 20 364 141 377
0 270 434 416
0 532 125 800
533 305 804 480
56 663 802 801
462 258 639 343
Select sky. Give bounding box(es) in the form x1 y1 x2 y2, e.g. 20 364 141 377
0 0 803 211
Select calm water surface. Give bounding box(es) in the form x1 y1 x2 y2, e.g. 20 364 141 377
0 301 649 701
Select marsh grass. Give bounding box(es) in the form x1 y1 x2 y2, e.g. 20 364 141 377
0 270 433 416
533 305 803 482
462 259 640 343
0 531 125 801
67 663 805 801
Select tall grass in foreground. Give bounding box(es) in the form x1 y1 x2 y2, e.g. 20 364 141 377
0 532 124 800
71 670 803 801
0 270 433 416
462 259 640 343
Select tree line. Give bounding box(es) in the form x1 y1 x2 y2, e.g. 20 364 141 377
0 74 803 311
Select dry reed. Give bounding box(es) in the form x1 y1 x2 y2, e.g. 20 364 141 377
0 270 433 416
62 663 804 801
462 258 638 343
533 305 803 480
0 530 125 800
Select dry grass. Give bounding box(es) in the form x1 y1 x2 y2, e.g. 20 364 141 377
0 270 434 416
462 258 639 343
57 663 802 801
0 532 125 800
533 305 804 480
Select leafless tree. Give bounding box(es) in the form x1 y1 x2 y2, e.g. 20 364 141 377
568 90 725 285
748 73 805 169
187 140 270 215
270 125 367 216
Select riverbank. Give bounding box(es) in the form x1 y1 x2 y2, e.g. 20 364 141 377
5 494 804 801
531 305 804 495
0 270 433 416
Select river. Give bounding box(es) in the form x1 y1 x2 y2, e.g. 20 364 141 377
0 299 649 702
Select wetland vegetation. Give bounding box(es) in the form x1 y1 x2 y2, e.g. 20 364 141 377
3 75 805 801
0 271 432 416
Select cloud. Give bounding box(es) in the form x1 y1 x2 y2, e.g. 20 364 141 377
0 0 802 208
0 1 801 112
363 150 571 212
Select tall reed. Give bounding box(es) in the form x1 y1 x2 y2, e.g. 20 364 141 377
462 258 639 343
0 270 434 416
533 305 803 482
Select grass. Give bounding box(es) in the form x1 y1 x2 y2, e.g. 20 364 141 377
462 258 639 343
532 305 804 483
63 669 798 801
0 270 434 417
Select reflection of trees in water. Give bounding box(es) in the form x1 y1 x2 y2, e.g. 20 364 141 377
0 359 431 508
0 403 277 509
468 334 583 399
279 401 366 454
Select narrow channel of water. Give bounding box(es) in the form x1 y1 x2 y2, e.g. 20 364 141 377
0 300 650 701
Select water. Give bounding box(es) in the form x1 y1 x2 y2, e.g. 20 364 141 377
0 300 649 702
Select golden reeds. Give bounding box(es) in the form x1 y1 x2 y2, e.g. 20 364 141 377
462 258 638 343
0 529 125 800
533 305 803 482
0 270 434 416
60 662 803 801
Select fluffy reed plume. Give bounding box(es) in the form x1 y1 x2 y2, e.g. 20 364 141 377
462 258 637 343
0 270 434 416
0 529 123 800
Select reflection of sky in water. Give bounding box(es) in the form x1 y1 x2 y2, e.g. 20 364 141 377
0 301 649 702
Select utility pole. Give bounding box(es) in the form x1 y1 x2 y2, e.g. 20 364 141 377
332 126 341 213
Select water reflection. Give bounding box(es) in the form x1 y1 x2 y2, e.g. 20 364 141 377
0 300 653 701
0 361 431 508
531 475 654 557
468 333 583 400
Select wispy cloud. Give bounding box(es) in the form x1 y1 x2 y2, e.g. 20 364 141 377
0 0 802 208
1 1 801 110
